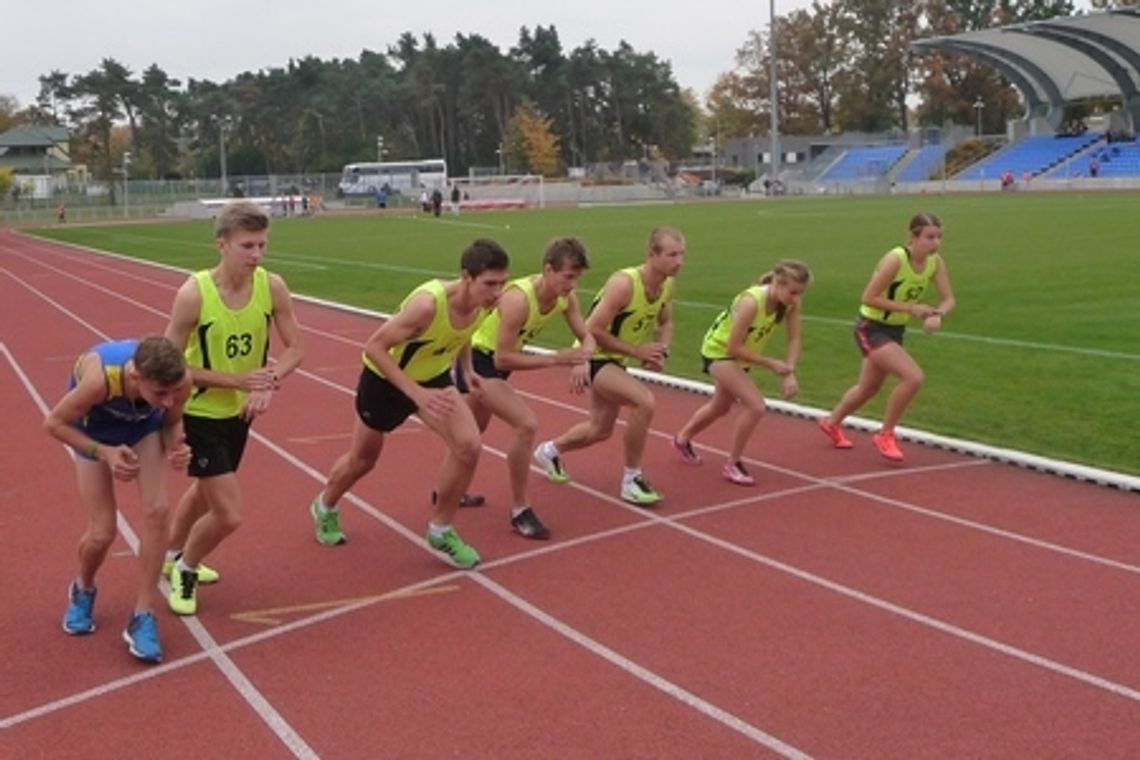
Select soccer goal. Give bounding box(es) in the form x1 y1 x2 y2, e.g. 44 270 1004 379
450 174 545 210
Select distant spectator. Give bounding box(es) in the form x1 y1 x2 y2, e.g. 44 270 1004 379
1000 170 1015 191
431 188 443 217
1089 159 1100 178
301 195 310 215
376 186 387 209
420 188 430 213
57 202 67 224
450 184 461 215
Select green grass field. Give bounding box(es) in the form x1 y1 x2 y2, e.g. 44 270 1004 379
28 193 1140 476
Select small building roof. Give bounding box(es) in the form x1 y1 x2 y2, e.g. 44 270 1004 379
0 125 70 147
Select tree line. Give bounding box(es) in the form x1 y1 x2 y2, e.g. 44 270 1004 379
3 1 1091 188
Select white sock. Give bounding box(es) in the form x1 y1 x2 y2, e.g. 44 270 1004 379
542 441 559 458
165 549 180 563
428 522 450 539
177 558 195 574
511 506 529 518
623 467 641 483
315 494 336 513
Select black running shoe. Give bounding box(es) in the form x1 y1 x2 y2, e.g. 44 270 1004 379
510 507 551 540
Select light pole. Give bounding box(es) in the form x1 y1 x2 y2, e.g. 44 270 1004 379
122 151 132 218
219 120 228 196
708 136 717 188
376 135 385 162
973 97 985 137
769 0 781 184
496 143 505 175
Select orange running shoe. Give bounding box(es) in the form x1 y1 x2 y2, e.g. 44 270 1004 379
817 417 854 449
872 430 904 461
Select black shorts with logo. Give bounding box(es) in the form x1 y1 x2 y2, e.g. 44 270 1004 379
185 415 251 478
455 349 510 393
853 316 906 357
355 366 451 432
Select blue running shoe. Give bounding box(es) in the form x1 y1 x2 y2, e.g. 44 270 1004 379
62 581 96 635
122 611 163 663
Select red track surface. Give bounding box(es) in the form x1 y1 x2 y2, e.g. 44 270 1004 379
2 229 1138 758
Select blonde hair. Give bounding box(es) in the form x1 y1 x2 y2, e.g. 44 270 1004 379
214 201 269 239
908 212 942 236
758 259 812 322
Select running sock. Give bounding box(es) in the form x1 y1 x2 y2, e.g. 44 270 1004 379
427 523 450 539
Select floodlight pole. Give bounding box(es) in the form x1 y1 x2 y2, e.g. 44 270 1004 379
377 135 385 162
974 97 985 137
122 152 131 218
219 121 228 196
769 0 781 183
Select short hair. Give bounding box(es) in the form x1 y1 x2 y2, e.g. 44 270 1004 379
215 201 270 239
460 238 510 276
909 213 943 235
133 336 187 386
648 226 685 253
542 237 590 271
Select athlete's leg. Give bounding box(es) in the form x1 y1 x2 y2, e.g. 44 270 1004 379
475 378 537 506
320 418 386 508
676 371 738 446
708 362 766 462
588 366 656 469
828 357 889 425
872 344 924 431
132 432 170 613
73 456 118 588
420 388 483 525
167 482 207 556
180 472 242 568
550 364 623 455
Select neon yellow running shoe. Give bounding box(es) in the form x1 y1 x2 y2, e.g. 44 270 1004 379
163 557 219 584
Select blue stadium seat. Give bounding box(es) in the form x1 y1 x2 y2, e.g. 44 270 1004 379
819 145 908 182
956 133 1102 180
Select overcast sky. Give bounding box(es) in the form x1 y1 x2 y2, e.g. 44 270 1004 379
4 1 1100 112
2 0 822 110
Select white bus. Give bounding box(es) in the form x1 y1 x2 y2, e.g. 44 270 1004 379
337 158 448 197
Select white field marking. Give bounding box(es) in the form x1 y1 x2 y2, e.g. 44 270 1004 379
517 388 1140 577
671 300 1140 362
468 573 813 759
9 243 1140 704
8 334 1139 740
0 344 318 759
397 214 512 231
16 230 1140 362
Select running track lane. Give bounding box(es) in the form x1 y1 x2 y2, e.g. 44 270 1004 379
2 230 1138 758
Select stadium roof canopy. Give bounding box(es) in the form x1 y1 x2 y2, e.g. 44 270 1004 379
911 8 1140 131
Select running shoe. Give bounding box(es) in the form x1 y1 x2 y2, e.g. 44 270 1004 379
430 490 486 507
163 556 219 584
722 460 756 486
672 435 702 465
122 611 163 663
817 417 854 449
62 581 96 635
311 498 347 546
510 507 551 540
872 430 904 462
533 442 571 484
168 565 199 616
426 527 481 569
621 474 662 506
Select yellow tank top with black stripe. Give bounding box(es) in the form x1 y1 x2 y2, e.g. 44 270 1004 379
590 267 675 366
364 280 490 382
186 268 272 418
471 276 567 354
859 246 940 326
701 285 781 365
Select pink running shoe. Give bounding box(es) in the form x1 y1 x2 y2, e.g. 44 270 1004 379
872 430 904 462
672 435 702 465
722 461 756 486
817 417 854 449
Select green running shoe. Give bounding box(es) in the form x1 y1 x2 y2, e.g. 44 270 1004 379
163 556 219 584
311 498 347 546
426 527 481 569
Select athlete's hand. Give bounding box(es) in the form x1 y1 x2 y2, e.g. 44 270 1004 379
554 347 592 366
416 387 457 422
167 435 192 470
767 359 795 376
101 444 140 482
911 304 938 320
568 362 590 394
239 368 278 392
781 372 799 400
922 314 942 334
240 390 273 421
